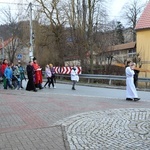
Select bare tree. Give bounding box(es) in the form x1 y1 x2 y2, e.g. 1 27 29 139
0 7 24 63
122 0 146 41
35 0 66 66
63 0 106 73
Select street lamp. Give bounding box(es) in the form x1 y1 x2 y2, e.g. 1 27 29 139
0 37 4 60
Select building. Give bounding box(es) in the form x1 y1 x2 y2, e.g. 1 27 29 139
105 42 136 65
135 1 150 77
0 37 30 64
0 38 13 61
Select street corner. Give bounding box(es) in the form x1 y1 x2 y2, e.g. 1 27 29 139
55 108 150 150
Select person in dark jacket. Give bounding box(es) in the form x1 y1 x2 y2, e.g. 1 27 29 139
49 63 56 88
18 63 26 88
133 63 140 88
26 61 37 92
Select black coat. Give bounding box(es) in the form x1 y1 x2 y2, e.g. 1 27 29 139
27 65 34 80
26 65 36 91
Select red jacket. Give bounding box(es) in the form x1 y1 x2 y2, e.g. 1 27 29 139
1 63 8 76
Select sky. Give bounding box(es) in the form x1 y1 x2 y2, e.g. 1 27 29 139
108 0 148 21
0 0 149 24
109 0 128 19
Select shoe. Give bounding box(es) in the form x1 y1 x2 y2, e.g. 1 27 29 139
53 86 56 89
134 98 140 101
126 98 133 101
33 89 37 92
72 87 76 90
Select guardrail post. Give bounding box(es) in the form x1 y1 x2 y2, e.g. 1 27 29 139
109 79 112 85
88 79 90 83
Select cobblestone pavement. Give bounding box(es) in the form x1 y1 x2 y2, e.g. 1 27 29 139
56 108 150 150
0 83 150 150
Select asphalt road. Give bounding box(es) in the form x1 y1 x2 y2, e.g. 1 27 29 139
41 82 150 101
0 81 150 150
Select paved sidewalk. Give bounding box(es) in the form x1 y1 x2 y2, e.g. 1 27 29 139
0 83 150 150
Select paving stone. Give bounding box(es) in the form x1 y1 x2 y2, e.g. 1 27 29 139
0 83 150 150
57 108 150 150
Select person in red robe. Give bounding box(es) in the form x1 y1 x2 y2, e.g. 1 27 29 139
32 57 43 89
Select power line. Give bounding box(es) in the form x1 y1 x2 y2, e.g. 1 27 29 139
0 2 39 7
0 2 28 5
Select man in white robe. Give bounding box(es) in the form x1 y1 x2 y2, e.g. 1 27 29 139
125 61 140 101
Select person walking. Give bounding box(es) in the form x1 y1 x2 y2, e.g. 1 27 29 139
71 66 79 90
1 59 8 89
133 63 140 88
125 61 140 101
13 65 21 90
11 63 17 89
18 63 26 89
44 64 52 88
26 61 37 92
4 63 13 89
32 57 43 89
49 63 56 88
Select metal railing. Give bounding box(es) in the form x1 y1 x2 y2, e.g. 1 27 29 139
55 74 150 88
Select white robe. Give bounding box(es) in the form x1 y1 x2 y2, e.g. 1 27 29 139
125 66 138 98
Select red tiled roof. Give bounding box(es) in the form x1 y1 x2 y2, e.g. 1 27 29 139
135 1 150 30
107 42 136 52
0 38 13 49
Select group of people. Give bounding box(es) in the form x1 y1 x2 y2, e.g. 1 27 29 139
125 60 140 101
25 59 79 91
26 57 56 92
0 57 141 101
0 59 26 90
44 63 56 89
0 57 78 92
0 57 56 92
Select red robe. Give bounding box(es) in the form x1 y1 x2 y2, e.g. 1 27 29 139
32 63 42 84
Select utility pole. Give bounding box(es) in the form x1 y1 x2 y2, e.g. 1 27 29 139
29 2 33 60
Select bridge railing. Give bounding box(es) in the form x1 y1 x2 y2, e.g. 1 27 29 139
55 74 150 88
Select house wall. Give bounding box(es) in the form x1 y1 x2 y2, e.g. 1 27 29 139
136 29 150 77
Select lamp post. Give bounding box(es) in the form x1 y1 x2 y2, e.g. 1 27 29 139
0 37 4 60
29 2 33 60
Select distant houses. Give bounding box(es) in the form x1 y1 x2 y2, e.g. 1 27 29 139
0 37 29 64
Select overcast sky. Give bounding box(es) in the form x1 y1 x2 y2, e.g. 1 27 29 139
108 0 148 20
0 0 149 24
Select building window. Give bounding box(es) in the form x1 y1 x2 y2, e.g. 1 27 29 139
128 49 136 57
113 51 119 55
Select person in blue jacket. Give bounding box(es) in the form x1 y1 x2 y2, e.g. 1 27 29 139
4 63 13 89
